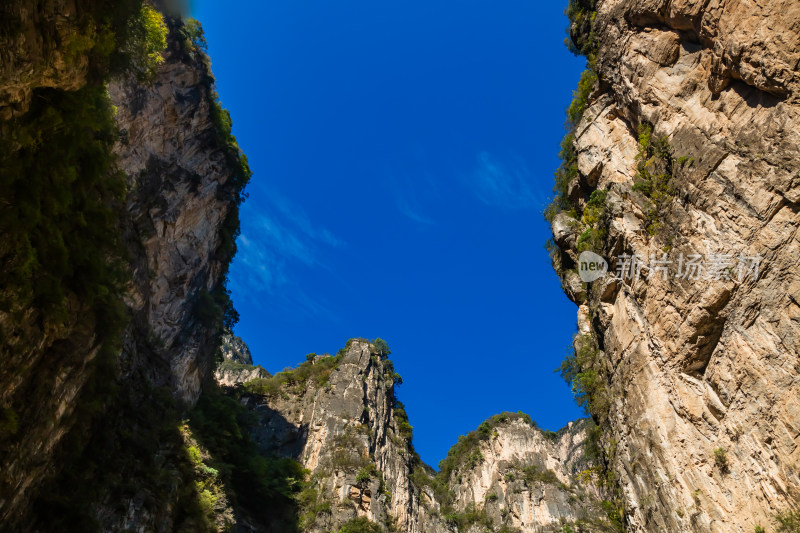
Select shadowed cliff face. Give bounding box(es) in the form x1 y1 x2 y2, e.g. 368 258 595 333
551 0 800 531
110 22 244 404
0 6 247 528
0 0 93 119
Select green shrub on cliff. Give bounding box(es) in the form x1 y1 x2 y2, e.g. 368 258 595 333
243 350 344 396
775 511 800 532
337 517 383 533
394 400 414 441
713 447 729 472
567 69 598 126
517 463 560 486
178 18 208 53
630 122 680 236
189 384 305 530
544 69 597 224
559 333 609 419
125 4 169 80
565 0 598 61
371 338 391 358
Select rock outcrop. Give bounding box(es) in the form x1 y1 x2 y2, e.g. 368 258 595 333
0 0 92 119
442 417 611 532
234 339 614 533
0 6 248 529
110 22 245 404
551 1 800 531
214 333 268 386
242 340 450 533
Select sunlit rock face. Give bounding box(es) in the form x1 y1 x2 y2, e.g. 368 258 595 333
551 0 800 531
241 339 611 533
214 333 269 386
442 418 610 532
243 340 452 533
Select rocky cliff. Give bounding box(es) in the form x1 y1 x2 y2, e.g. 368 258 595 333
550 0 800 531
441 417 612 532
0 3 249 529
214 333 268 386
110 19 247 404
4 1 799 532
221 338 617 533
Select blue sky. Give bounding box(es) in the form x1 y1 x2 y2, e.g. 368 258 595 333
192 0 587 468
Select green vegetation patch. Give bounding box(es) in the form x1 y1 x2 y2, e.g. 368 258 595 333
630 123 690 237
544 69 598 224
712 447 729 473
243 351 344 397
565 0 598 61
512 463 560 486
443 503 494 531
188 384 306 531
559 333 609 419
776 510 800 532
336 517 383 533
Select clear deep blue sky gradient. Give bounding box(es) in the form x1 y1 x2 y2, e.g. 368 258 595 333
192 0 587 468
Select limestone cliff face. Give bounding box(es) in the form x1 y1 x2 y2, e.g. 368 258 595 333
442 418 611 532
0 8 246 529
110 23 243 403
230 339 612 533
242 340 450 533
214 333 268 386
551 1 800 531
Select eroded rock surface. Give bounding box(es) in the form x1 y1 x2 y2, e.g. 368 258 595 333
110 27 242 403
241 340 612 533
214 333 269 386
0 13 246 529
551 1 800 531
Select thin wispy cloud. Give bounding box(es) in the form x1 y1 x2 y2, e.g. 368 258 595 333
390 172 438 225
395 190 436 225
229 190 343 317
267 193 342 248
470 152 541 210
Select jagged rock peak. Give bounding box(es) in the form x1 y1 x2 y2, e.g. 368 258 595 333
214 333 268 387
232 339 614 533
220 333 254 365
